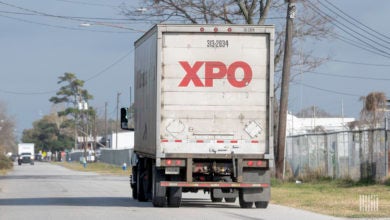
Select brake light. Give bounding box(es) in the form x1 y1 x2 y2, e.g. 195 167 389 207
244 160 267 168
162 159 185 167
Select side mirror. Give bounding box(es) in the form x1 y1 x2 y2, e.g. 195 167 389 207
120 107 134 131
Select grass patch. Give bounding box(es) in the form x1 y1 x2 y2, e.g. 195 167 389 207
0 169 9 176
55 161 131 176
271 178 390 218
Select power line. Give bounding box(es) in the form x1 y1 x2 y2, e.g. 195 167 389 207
0 1 144 32
307 0 390 58
322 0 390 42
308 1 390 56
0 9 135 23
0 14 132 33
318 0 390 45
0 88 57 95
333 33 390 59
55 0 119 8
293 82 362 97
84 49 133 82
0 49 134 95
305 70 390 81
327 58 390 67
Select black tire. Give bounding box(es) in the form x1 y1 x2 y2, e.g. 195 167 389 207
152 167 167 207
225 197 236 203
210 190 223 203
131 184 137 199
255 201 268 209
239 190 253 208
131 168 138 199
167 175 182 207
137 163 148 202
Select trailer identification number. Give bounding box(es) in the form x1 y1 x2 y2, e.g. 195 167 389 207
207 40 229 48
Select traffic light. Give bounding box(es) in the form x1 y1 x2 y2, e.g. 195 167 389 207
120 107 128 129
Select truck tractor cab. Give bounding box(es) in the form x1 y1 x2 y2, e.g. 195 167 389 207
18 153 34 165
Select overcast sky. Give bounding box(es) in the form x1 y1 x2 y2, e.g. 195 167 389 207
0 0 389 139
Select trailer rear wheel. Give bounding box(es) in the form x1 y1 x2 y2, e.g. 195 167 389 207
239 190 253 208
137 162 148 202
167 175 182 207
131 167 138 199
225 197 236 203
152 167 167 207
255 201 268 208
131 183 137 199
210 190 223 202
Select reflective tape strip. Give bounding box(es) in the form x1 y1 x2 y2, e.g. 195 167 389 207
161 139 258 143
160 181 269 188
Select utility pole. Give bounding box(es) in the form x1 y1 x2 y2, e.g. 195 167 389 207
104 102 108 147
276 0 296 179
116 92 121 149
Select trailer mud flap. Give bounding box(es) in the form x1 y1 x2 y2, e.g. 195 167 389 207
242 169 270 202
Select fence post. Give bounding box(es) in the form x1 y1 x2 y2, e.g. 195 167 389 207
385 118 389 177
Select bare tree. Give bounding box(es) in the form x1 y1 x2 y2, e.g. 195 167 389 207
360 92 387 129
0 102 17 154
122 0 332 91
359 92 386 180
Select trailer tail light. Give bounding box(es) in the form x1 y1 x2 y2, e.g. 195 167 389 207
161 159 185 167
243 160 267 168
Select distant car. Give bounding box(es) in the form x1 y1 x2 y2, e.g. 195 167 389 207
34 154 42 161
18 153 34 165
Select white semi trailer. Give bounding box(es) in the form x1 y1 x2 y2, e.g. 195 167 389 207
121 24 274 208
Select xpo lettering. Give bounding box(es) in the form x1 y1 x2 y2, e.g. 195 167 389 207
178 61 253 88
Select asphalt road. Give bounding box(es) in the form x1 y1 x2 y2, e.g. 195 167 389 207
0 162 344 220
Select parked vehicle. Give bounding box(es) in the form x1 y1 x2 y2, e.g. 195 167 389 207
121 24 274 208
17 143 35 165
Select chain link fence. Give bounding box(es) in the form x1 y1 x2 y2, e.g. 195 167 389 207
286 129 389 181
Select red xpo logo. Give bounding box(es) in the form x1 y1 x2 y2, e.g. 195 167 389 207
178 61 252 88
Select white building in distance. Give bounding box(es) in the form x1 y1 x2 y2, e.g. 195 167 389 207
286 112 355 136
108 131 134 149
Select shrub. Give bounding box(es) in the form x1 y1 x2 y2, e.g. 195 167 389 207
0 154 13 170
382 178 390 186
